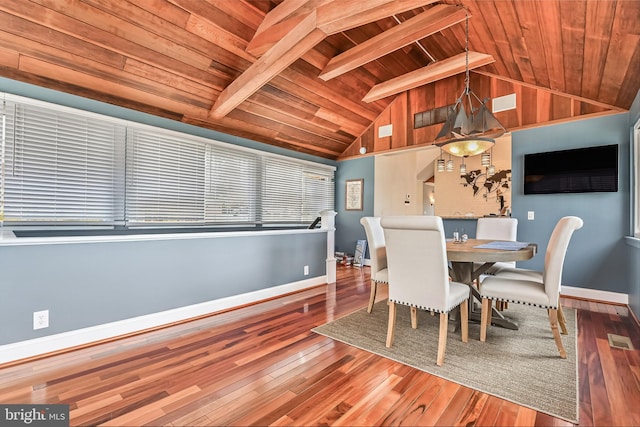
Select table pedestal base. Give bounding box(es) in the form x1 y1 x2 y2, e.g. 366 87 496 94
450 261 519 330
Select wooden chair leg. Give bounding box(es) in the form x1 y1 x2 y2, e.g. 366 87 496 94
558 303 568 335
437 312 448 366
460 300 468 343
386 301 396 347
367 279 377 313
549 309 567 358
480 298 491 342
410 306 418 329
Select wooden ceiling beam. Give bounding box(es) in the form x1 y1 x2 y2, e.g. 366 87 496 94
362 52 495 103
316 0 440 35
254 0 315 35
246 14 308 57
319 4 466 81
247 0 327 57
215 0 443 119
211 12 324 119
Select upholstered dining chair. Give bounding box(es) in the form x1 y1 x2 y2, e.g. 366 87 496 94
381 216 470 366
360 217 388 313
475 217 519 273
475 216 519 311
478 216 583 358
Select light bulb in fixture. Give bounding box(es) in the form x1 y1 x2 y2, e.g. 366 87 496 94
446 159 454 172
460 159 467 175
481 151 491 166
359 146 367 154
487 164 495 175
436 158 445 172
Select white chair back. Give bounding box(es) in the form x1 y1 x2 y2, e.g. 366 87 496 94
543 216 584 302
381 216 451 312
360 217 387 276
476 217 518 271
476 217 518 241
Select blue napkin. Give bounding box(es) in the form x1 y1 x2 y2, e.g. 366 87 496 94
473 241 530 251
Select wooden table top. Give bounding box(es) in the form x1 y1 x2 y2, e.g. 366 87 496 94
446 239 537 263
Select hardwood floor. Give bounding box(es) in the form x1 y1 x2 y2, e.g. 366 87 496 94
0 265 639 426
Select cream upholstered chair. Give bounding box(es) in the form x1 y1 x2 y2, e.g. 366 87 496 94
475 217 518 311
475 217 519 273
381 216 470 366
478 216 583 358
360 217 388 313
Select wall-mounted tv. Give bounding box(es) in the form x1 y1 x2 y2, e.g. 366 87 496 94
524 144 618 194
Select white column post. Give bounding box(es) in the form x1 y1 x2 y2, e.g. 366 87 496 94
321 210 337 283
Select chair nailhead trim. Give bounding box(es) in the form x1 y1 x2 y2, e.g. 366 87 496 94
483 296 555 309
389 299 463 314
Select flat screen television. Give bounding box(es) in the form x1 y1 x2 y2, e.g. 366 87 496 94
523 144 618 194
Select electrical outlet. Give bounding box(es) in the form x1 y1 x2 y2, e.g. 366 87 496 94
527 211 535 220
33 310 49 330
303 265 309 276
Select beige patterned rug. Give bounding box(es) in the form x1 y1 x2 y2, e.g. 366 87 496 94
312 301 578 423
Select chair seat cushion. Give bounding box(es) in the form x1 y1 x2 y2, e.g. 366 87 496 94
448 281 471 311
480 276 552 308
474 261 516 276
373 267 388 284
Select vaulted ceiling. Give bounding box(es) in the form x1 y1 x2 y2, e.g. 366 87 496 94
0 0 638 160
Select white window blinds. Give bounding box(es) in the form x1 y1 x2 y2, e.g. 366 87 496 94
1 99 125 224
262 156 335 224
206 144 258 224
0 94 335 228
125 128 205 225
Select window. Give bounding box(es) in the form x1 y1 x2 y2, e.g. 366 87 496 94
1 98 126 225
206 144 258 224
0 94 335 229
125 128 205 225
262 156 334 224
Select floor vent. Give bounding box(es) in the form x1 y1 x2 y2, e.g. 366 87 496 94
607 333 634 350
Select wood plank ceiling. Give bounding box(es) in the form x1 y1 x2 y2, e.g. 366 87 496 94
0 0 638 160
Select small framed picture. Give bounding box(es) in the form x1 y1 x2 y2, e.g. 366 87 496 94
345 179 363 211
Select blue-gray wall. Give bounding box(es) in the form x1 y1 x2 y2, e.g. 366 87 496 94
511 113 631 293
0 233 326 345
335 156 375 257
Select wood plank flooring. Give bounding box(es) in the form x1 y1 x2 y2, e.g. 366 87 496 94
0 265 639 426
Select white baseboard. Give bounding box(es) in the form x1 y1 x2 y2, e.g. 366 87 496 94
561 285 628 305
0 276 327 365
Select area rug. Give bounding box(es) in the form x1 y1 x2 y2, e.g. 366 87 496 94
312 301 578 423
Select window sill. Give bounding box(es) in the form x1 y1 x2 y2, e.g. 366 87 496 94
625 236 640 248
0 227 330 247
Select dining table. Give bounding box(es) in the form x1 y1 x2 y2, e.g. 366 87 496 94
446 238 537 330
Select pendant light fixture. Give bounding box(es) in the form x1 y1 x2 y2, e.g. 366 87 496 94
435 10 505 158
